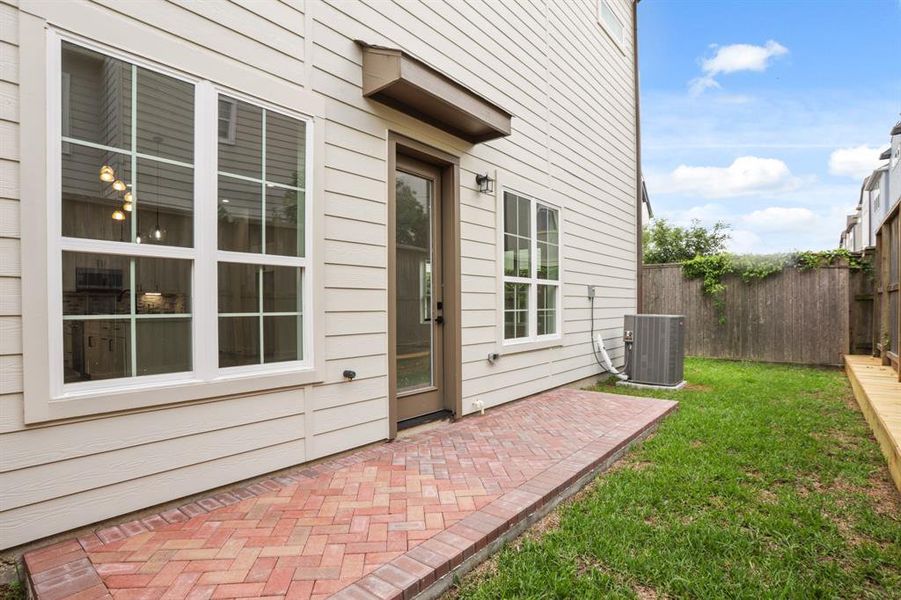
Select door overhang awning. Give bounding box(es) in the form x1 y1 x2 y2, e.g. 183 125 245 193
356 41 512 143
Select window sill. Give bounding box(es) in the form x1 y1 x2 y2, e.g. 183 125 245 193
32 367 322 424
499 336 563 355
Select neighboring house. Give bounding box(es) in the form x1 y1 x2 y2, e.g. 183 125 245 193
873 122 901 378
843 145 895 251
867 165 888 243
0 0 643 549
889 122 901 212
857 173 874 250
839 213 861 251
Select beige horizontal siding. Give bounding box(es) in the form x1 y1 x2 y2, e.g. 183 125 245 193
0 0 637 549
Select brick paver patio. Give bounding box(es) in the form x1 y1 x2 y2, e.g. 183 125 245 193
24 389 676 600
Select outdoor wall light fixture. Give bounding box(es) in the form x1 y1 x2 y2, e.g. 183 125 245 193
476 173 495 194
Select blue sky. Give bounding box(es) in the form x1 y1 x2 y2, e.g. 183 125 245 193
638 0 901 252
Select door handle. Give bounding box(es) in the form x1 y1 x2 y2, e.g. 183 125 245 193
434 315 444 325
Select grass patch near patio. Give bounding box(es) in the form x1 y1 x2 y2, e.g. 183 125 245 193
450 358 900 599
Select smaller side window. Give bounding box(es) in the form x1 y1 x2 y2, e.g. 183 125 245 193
502 191 561 343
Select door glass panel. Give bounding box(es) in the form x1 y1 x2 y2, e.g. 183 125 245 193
395 170 433 393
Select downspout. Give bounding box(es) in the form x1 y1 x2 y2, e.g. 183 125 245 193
633 0 643 313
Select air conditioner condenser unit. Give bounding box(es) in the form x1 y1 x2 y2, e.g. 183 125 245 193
622 314 685 388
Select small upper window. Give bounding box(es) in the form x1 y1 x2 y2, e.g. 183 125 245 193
597 0 626 50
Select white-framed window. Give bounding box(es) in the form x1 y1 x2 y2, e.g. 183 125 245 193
52 36 313 397
501 190 561 343
216 94 307 370
597 0 626 51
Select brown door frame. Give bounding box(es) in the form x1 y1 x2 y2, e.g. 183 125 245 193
387 133 462 439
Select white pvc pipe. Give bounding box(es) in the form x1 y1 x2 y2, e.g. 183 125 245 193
595 334 628 380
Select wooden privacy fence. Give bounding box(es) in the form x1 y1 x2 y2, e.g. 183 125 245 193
641 263 871 366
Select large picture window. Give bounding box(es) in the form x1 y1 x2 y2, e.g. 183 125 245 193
502 191 560 342
55 39 312 394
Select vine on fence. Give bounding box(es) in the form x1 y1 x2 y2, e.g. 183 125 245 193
679 249 870 324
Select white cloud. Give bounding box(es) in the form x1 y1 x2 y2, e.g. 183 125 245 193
651 198 851 253
740 207 818 231
667 156 801 198
690 40 788 95
727 229 763 254
827 145 888 179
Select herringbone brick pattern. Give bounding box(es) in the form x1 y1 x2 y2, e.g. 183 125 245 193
24 390 676 600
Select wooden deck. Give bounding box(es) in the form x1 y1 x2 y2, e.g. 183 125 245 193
844 355 901 491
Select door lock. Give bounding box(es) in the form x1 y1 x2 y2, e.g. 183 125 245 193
434 315 444 325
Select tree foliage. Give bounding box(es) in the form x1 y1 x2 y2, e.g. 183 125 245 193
395 180 429 247
642 218 731 264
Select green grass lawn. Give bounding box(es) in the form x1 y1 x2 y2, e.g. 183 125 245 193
451 358 900 599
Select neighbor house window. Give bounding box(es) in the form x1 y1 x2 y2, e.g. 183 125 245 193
218 96 237 145
597 0 626 49
56 40 311 393
502 191 560 342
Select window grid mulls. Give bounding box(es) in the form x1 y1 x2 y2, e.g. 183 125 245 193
216 95 306 368
60 42 196 383
57 39 311 390
502 191 560 342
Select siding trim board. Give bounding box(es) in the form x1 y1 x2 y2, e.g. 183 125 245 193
2 0 639 551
